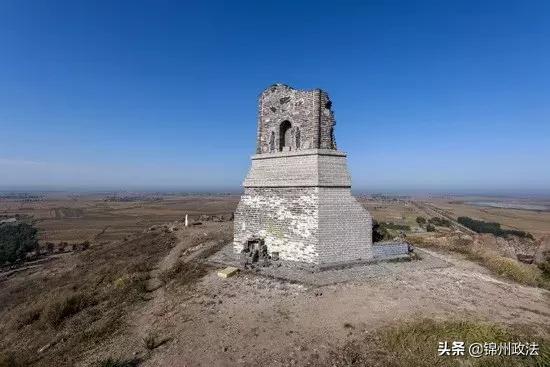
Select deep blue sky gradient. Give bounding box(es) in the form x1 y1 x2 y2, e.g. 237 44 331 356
1 0 549 193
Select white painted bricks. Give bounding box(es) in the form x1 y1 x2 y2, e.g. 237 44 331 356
234 149 373 265
243 149 351 188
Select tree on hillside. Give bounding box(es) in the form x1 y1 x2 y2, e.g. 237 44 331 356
428 217 451 227
457 216 533 239
0 223 39 264
372 221 385 242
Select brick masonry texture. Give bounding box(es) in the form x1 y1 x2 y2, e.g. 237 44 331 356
234 84 373 265
256 84 336 154
243 150 351 188
372 242 409 258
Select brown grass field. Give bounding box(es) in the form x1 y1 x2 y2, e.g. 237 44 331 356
0 194 239 245
1 193 549 366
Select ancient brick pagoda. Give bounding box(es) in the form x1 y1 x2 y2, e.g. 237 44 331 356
234 84 373 265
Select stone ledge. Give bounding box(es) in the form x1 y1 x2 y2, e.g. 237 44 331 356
251 149 346 160
243 152 352 187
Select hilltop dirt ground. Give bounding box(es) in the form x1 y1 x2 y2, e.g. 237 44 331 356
82 227 550 367
1 195 549 366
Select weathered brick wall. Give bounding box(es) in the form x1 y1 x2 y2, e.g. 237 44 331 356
234 187 320 263
317 188 372 263
243 150 350 188
372 242 409 258
319 92 337 150
256 84 336 154
234 185 372 265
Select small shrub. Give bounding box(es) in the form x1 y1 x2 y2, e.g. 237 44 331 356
426 224 436 232
416 216 426 225
159 260 209 286
372 221 410 242
428 217 451 227
46 242 55 253
143 331 169 350
372 221 387 242
81 240 90 250
383 222 411 231
143 332 158 350
43 291 93 327
16 305 42 328
58 242 67 252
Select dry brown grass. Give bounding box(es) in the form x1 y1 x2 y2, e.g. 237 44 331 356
428 199 550 239
409 235 549 289
0 231 176 367
0 195 239 244
159 260 210 286
317 319 550 367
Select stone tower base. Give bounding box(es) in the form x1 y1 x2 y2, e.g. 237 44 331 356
233 150 373 265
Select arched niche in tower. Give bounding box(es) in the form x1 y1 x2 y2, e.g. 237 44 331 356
279 120 292 152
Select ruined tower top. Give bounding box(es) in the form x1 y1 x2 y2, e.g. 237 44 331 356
256 84 337 154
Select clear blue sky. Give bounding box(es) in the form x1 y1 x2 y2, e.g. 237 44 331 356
1 0 549 194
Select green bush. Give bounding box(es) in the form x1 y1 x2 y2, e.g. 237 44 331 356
372 221 411 242
457 217 533 239
383 222 411 231
372 221 387 242
0 223 39 264
428 217 452 227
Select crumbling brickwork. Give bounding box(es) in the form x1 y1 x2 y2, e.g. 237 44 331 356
256 84 336 154
235 84 372 265
234 187 320 263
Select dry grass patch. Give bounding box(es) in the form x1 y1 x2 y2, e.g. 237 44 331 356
43 290 95 327
159 260 210 286
483 256 540 287
0 231 177 367
319 319 549 367
409 235 548 289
